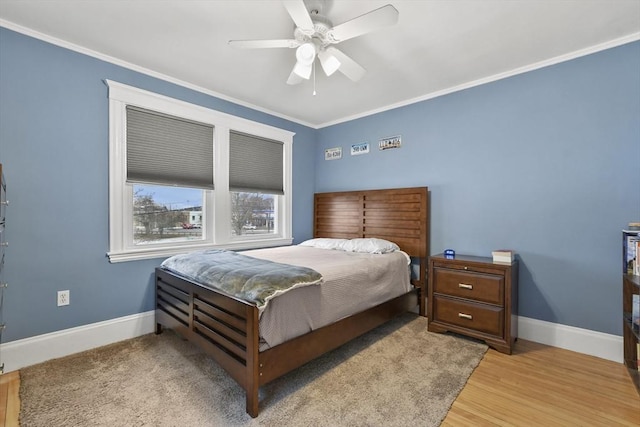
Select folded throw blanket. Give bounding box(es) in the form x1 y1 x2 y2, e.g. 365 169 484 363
161 249 323 314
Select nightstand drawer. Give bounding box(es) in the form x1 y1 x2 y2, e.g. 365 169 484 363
432 296 504 337
433 268 504 305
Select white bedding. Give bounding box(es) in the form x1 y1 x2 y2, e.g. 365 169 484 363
240 245 412 351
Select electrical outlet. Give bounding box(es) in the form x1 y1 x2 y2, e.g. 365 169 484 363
57 290 70 306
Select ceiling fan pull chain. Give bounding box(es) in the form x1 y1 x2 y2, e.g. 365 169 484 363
313 60 317 96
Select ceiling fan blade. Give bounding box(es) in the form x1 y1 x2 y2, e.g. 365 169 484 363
327 4 399 43
282 0 314 32
228 39 299 49
326 47 366 82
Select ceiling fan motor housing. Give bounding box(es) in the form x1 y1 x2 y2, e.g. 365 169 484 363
294 15 334 49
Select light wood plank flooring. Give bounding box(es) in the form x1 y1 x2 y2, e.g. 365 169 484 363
0 371 19 427
2 340 639 426
443 339 640 426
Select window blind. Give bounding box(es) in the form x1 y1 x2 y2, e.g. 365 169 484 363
126 106 214 189
229 130 284 195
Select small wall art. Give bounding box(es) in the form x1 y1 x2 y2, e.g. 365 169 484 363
350 142 370 156
379 135 402 151
325 146 342 160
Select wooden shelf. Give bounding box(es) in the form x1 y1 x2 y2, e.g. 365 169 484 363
622 273 640 395
0 163 6 375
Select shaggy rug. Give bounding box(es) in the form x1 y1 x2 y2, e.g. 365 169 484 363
19 313 487 426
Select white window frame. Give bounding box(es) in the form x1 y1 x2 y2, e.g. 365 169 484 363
106 80 294 263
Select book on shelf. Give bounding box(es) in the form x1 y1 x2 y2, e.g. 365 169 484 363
636 240 640 276
492 249 515 263
623 230 640 275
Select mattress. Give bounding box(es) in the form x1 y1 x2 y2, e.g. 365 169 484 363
240 245 411 350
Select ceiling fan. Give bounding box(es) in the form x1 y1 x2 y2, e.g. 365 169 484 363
228 0 399 85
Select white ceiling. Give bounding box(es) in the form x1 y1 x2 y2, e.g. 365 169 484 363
1 0 639 128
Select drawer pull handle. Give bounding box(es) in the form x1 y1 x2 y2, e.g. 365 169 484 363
458 313 473 320
458 283 473 290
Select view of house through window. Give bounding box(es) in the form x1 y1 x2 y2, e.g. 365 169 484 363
132 185 278 245
231 191 277 237
133 184 204 245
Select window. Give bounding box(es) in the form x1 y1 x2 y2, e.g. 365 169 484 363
228 130 283 239
231 191 277 237
106 80 294 262
133 184 204 245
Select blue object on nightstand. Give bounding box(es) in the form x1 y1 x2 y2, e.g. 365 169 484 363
444 249 455 259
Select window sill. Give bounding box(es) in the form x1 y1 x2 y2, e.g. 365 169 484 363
107 238 294 263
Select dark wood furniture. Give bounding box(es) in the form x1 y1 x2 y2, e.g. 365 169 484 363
623 273 640 394
427 253 518 354
155 186 429 417
0 164 6 374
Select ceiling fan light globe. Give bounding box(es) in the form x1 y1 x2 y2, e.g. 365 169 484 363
295 42 316 65
318 52 340 76
293 61 312 79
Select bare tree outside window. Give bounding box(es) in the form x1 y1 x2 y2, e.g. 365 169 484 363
133 185 203 244
231 192 275 236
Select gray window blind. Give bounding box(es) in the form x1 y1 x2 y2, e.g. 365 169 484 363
229 130 284 195
126 106 214 189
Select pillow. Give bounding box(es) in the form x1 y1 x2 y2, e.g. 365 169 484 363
298 238 349 250
341 238 400 254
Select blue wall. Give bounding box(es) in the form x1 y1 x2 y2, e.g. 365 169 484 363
0 26 638 342
316 41 640 336
0 27 317 341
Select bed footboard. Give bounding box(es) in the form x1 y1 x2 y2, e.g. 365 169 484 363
155 268 261 417
155 268 418 418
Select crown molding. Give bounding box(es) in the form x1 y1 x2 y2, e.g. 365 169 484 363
0 19 317 129
317 32 640 128
2 20 638 130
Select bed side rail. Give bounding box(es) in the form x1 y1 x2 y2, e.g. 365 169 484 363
259 288 418 384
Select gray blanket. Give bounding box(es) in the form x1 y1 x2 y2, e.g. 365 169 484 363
160 249 323 313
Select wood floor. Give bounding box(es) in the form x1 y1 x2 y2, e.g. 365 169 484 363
1 339 639 426
0 371 19 427
443 339 640 426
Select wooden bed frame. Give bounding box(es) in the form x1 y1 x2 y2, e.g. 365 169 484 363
155 186 429 417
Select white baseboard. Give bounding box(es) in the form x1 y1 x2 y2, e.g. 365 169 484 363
518 316 623 363
0 312 623 373
0 311 156 372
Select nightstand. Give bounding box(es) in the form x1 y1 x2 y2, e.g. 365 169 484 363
427 253 518 354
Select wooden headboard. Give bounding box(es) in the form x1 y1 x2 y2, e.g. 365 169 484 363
313 187 429 258
314 187 429 316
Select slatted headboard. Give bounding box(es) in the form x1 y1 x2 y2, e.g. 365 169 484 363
314 187 429 314
313 187 429 258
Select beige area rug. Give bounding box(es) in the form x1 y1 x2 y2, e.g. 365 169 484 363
20 313 487 426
